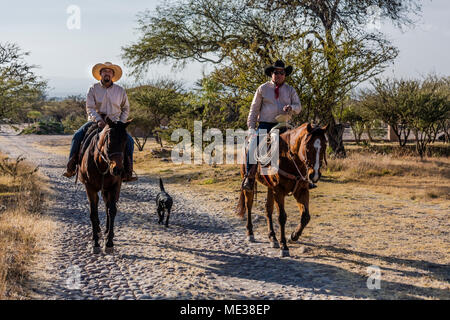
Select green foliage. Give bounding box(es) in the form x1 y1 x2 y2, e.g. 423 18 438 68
353 74 450 157
20 119 64 135
26 110 42 122
127 80 185 149
0 43 47 121
363 78 417 146
408 76 450 158
61 115 86 134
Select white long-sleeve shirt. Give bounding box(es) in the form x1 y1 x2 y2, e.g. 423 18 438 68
86 82 130 123
247 81 301 129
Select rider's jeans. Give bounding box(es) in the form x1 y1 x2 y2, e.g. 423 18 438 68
69 122 134 163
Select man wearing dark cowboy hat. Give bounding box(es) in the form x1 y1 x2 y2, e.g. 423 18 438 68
242 60 302 191
63 62 137 182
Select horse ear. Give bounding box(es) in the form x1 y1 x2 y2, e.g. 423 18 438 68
124 119 132 128
321 124 329 132
105 117 114 127
306 123 313 133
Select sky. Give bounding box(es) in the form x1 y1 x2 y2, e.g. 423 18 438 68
0 0 448 97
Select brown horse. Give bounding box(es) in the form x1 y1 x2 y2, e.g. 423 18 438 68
237 123 328 257
78 118 131 254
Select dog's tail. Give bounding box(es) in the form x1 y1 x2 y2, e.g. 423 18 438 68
159 177 165 192
236 190 246 217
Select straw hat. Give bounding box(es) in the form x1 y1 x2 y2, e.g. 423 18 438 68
92 62 123 82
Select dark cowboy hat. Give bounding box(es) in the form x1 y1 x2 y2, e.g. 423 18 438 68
264 60 293 77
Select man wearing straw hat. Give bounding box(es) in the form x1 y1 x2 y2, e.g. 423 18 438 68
63 62 137 182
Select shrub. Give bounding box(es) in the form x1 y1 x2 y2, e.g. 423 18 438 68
20 119 64 135
61 115 86 134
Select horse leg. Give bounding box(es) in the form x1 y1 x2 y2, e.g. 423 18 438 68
86 187 101 254
274 193 289 257
244 189 255 242
265 188 279 248
104 201 110 236
104 189 117 254
290 189 310 243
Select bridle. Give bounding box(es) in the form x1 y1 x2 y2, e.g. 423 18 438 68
261 128 326 195
297 132 327 172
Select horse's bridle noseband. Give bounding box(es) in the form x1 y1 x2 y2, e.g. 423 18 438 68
273 130 325 195
297 131 327 170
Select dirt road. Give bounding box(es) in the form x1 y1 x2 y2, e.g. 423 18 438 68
0 131 448 300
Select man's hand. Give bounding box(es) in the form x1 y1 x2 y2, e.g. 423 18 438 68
97 120 106 129
283 105 293 113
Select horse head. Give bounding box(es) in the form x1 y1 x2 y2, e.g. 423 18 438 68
100 118 132 177
293 123 328 184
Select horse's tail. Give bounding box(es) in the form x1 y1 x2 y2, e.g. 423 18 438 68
159 177 165 192
236 189 246 217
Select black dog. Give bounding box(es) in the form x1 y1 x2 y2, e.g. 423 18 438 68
156 178 173 227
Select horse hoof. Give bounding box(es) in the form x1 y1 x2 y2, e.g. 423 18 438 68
247 235 255 242
271 241 280 248
289 232 298 243
280 249 290 258
92 246 101 254
104 246 114 254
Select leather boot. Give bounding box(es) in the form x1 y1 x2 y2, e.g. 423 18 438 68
63 156 78 178
122 156 138 182
242 164 257 191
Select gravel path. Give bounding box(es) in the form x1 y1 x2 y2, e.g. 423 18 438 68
0 132 381 300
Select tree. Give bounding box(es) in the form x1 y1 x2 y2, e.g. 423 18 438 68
0 43 47 122
365 78 416 147
41 95 85 122
342 98 367 144
365 75 449 157
26 110 42 124
122 0 421 157
408 76 449 159
127 80 184 149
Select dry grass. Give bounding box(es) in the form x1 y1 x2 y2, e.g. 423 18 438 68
327 147 450 203
0 154 53 299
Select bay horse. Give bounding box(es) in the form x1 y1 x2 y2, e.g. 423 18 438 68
237 123 328 257
78 118 131 254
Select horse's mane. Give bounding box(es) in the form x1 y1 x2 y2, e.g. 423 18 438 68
279 123 326 156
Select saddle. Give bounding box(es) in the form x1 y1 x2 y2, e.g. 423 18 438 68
245 125 291 170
